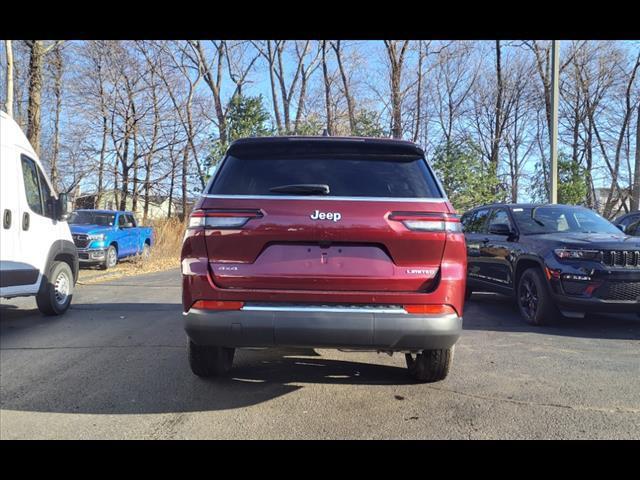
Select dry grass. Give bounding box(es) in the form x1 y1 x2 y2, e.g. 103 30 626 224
77 217 186 285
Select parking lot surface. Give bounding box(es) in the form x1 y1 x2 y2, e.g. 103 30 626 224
1 269 638 439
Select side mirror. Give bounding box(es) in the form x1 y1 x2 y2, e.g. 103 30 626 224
57 193 70 220
489 223 514 237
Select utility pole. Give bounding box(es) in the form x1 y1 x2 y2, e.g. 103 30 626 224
550 40 560 204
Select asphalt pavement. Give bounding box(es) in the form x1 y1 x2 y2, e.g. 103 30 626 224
1 268 638 439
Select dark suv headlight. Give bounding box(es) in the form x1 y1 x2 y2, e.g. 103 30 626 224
553 248 600 260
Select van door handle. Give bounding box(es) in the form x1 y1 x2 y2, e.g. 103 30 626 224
22 212 30 231
3 209 10 229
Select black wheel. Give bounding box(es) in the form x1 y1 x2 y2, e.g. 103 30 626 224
517 268 559 326
101 245 118 270
405 347 454 383
36 261 74 315
188 340 235 377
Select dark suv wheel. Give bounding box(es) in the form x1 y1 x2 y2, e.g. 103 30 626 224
405 347 453 382
517 268 560 325
188 341 235 377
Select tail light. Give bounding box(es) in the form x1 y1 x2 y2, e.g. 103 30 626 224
389 212 462 233
191 300 244 310
404 304 457 315
188 209 263 229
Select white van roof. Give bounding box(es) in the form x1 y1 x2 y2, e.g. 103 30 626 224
0 110 38 160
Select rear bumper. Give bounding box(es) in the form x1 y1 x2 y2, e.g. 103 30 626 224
184 305 462 351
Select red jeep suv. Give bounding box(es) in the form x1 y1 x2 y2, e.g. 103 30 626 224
181 136 466 382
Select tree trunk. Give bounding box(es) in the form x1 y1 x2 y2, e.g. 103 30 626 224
413 41 423 143
321 41 333 135
167 150 175 219
390 62 402 139
143 87 160 223
97 109 108 208
113 152 119 210
266 41 283 134
119 133 130 211
632 104 640 211
50 45 63 190
192 40 228 146
181 145 189 221
489 40 503 190
385 41 409 139
132 125 139 213
294 69 309 134
332 41 356 135
4 40 13 117
26 40 45 155
585 115 595 209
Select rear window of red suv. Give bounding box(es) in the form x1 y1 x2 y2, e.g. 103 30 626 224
208 155 443 198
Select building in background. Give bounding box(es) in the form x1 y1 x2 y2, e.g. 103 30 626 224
594 187 633 218
72 189 194 221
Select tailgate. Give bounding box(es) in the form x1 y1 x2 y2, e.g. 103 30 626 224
200 197 450 293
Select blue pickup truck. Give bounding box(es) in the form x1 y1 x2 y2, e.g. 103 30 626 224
68 210 154 269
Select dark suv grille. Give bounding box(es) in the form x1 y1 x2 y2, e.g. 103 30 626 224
72 234 89 249
595 282 640 302
601 250 640 268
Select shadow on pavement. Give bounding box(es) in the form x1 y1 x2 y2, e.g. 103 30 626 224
463 293 640 341
0 346 413 415
1 299 414 415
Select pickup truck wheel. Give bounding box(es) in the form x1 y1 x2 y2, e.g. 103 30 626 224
36 261 73 316
517 268 559 326
188 341 235 377
101 245 118 270
405 347 453 383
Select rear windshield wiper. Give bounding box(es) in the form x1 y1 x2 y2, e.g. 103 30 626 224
269 184 330 195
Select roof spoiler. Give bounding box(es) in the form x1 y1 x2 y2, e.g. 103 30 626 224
227 136 424 158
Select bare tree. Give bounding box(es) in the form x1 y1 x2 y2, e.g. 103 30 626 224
190 40 228 145
321 41 333 135
331 40 356 135
4 40 13 117
632 104 640 211
384 40 410 139
48 44 63 189
24 40 63 155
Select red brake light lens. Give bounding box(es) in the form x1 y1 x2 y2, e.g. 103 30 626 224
389 212 462 233
189 209 263 229
404 304 456 315
191 300 244 311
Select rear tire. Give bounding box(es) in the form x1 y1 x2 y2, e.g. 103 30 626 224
36 261 74 316
100 245 118 270
405 347 454 383
517 268 560 326
188 341 235 377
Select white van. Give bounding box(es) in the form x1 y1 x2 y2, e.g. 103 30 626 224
0 111 78 315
